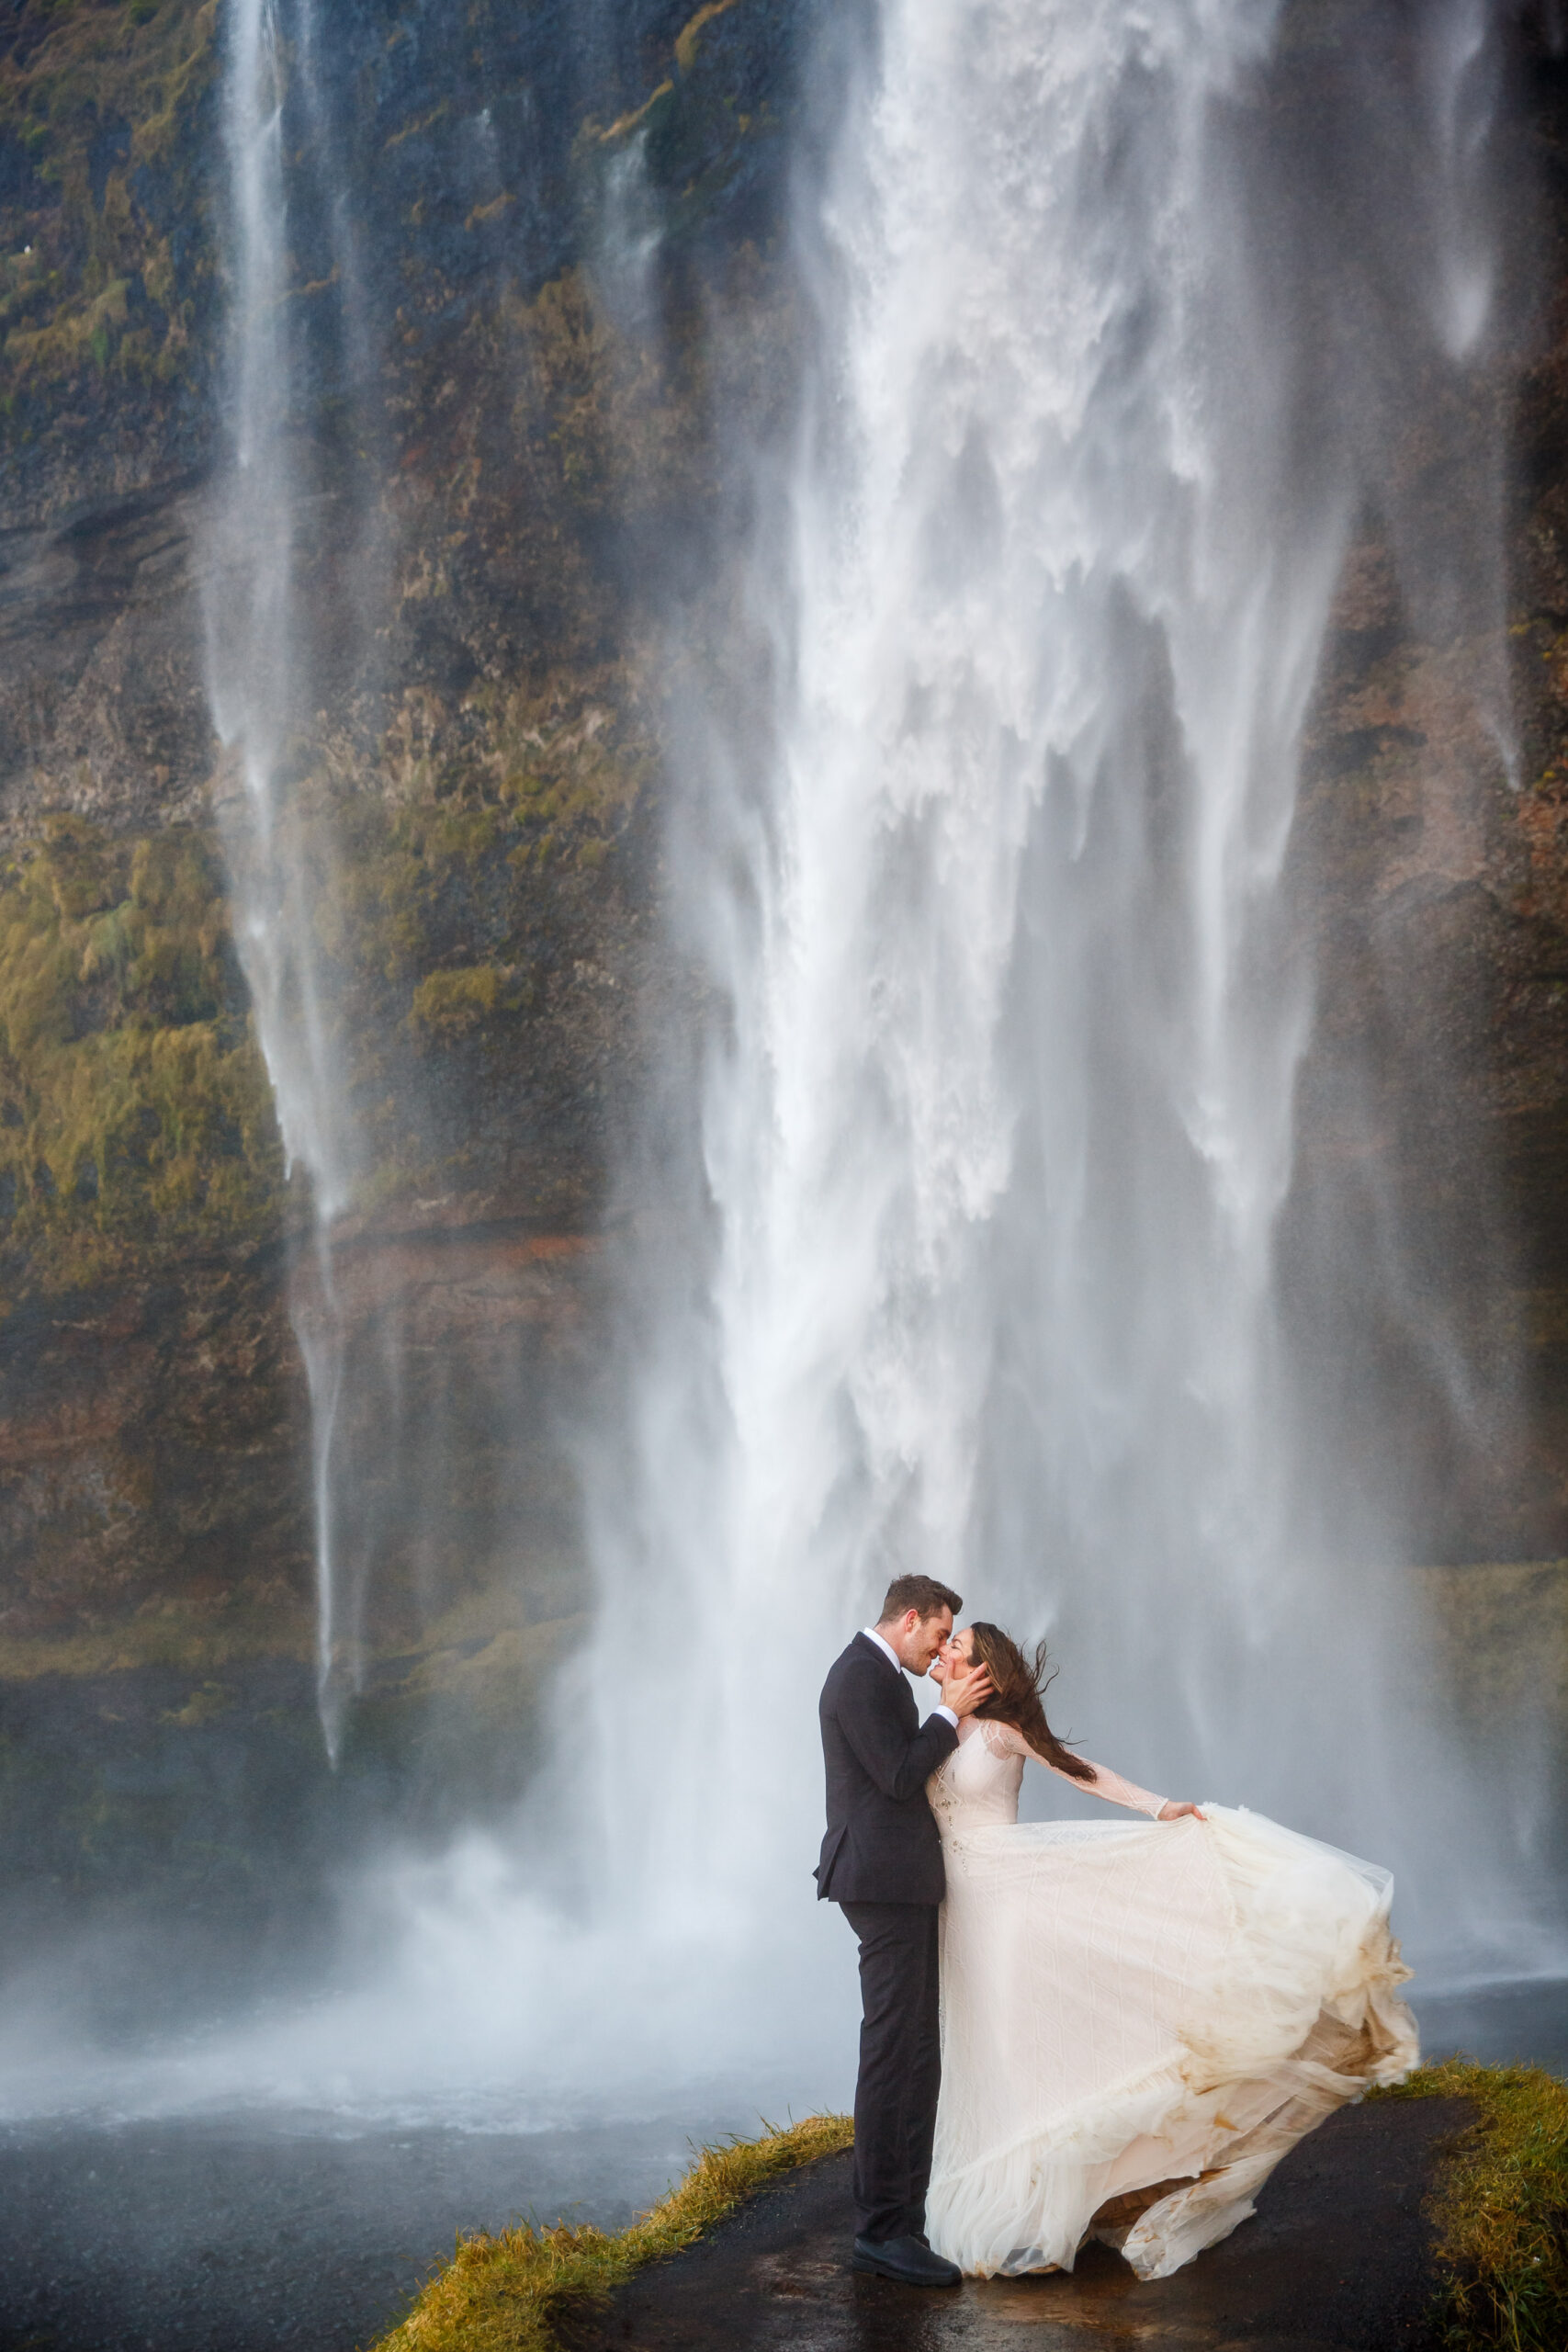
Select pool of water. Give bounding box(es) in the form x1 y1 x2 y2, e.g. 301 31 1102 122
1413 1973 1568 2076
0 1979 1560 2352
0 2108 755 2352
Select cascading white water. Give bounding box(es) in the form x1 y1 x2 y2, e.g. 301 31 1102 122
581 0 1554 2008
202 0 362 1762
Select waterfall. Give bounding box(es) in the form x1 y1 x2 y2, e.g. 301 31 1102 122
202 0 362 1761
133 0 1558 2127
581 0 1551 2001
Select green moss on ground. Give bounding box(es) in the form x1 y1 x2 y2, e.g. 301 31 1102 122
0 814 283 1298
373 2114 853 2352
0 0 219 434
1374 2059 1568 2351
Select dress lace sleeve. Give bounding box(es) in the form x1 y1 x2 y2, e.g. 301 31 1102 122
984 1721 1167 1817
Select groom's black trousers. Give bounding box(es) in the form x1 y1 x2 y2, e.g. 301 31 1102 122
840 1901 942 2244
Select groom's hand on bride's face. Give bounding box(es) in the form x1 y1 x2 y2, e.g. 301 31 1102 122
941 1657 995 1717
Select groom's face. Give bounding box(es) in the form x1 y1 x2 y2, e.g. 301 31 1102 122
893 1605 953 1675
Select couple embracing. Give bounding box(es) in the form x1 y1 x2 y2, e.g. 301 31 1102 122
818 1574 1418 2288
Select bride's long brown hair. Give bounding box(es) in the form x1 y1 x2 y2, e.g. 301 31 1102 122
965 1623 1096 1782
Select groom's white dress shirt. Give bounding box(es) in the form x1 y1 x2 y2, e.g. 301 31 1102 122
862 1624 959 1729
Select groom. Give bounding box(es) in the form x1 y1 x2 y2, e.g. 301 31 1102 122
817 1574 995 2288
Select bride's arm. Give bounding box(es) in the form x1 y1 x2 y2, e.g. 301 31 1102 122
1052 1749 1170 1818
984 1721 1170 1817
1066 1755 1170 1818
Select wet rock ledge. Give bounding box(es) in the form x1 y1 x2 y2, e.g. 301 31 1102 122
561 2097 1470 2352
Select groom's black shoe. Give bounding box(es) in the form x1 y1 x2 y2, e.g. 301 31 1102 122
852 2234 962 2287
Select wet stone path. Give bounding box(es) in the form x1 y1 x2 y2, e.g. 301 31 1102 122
566 2098 1470 2352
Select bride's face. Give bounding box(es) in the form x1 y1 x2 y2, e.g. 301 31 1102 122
932 1626 975 1679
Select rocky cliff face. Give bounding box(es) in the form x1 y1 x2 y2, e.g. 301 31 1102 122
2 0 1567 1986
1281 20 1568 1568
0 0 814 1984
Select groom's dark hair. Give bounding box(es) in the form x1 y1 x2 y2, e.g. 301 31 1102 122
878 1573 963 1623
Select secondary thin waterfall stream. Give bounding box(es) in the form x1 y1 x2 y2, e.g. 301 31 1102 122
203 0 369 1764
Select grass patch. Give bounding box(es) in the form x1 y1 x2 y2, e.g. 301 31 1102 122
373 2112 852 2352
1374 2058 1568 2350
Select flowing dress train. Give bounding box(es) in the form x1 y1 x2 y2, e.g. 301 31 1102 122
924 1721 1418 2280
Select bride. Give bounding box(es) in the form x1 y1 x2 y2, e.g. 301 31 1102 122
923 1622 1418 2281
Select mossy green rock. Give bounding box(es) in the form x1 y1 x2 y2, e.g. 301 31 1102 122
0 815 282 1295
0 0 221 517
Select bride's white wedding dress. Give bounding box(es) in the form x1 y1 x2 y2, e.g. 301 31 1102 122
924 1720 1418 2281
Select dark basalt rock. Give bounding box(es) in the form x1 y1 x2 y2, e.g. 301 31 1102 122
563 2098 1471 2352
557 2107 1466 2342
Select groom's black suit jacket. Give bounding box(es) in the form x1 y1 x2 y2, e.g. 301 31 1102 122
816 1633 959 1905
